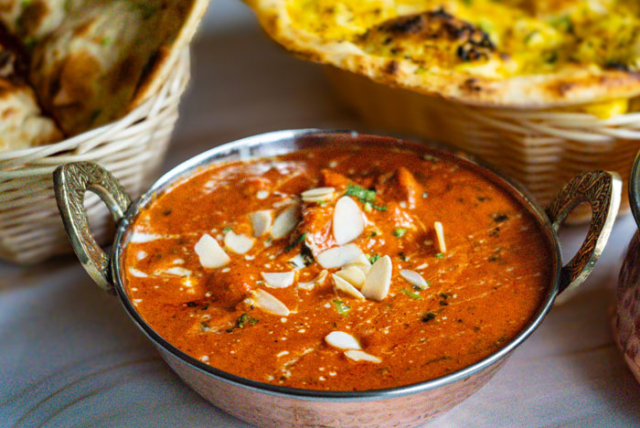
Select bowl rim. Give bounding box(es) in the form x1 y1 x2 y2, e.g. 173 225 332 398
111 128 562 401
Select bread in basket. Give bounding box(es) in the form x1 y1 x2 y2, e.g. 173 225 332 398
0 0 209 264
243 0 640 221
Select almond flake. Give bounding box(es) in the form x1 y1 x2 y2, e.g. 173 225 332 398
249 210 273 237
128 267 148 278
298 270 328 290
400 270 429 290
333 196 364 245
335 266 366 289
261 271 296 288
361 255 392 301
344 350 381 363
332 274 365 300
224 231 254 254
271 205 300 239
325 331 361 350
159 267 192 277
345 254 372 275
317 244 363 269
195 234 230 268
301 187 335 203
434 221 447 253
250 289 290 316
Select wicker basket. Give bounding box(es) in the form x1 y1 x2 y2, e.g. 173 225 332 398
0 50 190 265
326 67 640 223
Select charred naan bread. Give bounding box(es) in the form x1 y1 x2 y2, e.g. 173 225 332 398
0 0 95 47
28 0 206 135
0 38 60 151
244 0 640 107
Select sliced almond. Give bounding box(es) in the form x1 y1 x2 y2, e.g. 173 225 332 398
249 210 273 237
344 350 381 363
128 267 148 278
434 221 447 253
301 187 335 203
400 269 429 290
250 289 290 316
299 270 328 290
261 271 296 288
345 254 372 275
333 196 364 245
335 266 366 289
195 234 230 268
333 274 365 300
159 267 192 277
361 255 392 301
288 254 308 270
325 331 361 350
271 205 300 240
317 244 363 269
224 231 254 254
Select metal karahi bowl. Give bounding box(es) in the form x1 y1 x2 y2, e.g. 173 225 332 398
54 129 621 428
613 151 640 384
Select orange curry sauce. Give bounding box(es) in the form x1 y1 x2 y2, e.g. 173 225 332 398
124 147 552 391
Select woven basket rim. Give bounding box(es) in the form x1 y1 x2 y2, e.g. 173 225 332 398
0 49 190 165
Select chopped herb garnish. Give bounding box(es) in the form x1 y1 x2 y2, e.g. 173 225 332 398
317 200 327 206
368 230 381 239
393 228 407 238
422 312 437 323
435 253 444 259
369 254 381 264
333 299 351 316
492 213 509 223
200 322 212 332
223 226 232 233
400 288 422 300
549 15 573 33
285 233 307 253
100 37 111 45
227 313 259 333
130 2 159 19
346 184 377 203
186 301 198 308
345 184 387 211
398 252 407 261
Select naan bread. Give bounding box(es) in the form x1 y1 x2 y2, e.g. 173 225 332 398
244 0 640 107
0 0 94 47
28 0 207 136
0 38 60 151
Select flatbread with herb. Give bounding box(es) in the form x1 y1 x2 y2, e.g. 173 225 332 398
0 37 60 151
26 0 207 135
244 0 640 107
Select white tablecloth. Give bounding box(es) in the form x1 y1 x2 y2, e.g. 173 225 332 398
2 4 640 426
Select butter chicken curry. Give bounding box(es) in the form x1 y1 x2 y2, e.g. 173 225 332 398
124 146 552 391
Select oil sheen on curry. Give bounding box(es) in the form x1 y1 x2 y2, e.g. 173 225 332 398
124 147 552 391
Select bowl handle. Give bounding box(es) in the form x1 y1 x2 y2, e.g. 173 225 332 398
54 162 132 295
546 171 622 295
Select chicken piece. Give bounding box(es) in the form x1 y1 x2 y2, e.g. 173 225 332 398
205 269 255 310
376 167 422 209
320 168 350 189
295 202 336 256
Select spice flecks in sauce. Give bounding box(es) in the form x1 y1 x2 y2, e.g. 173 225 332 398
124 147 552 391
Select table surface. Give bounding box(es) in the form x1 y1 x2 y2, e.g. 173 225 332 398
3 2 640 427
